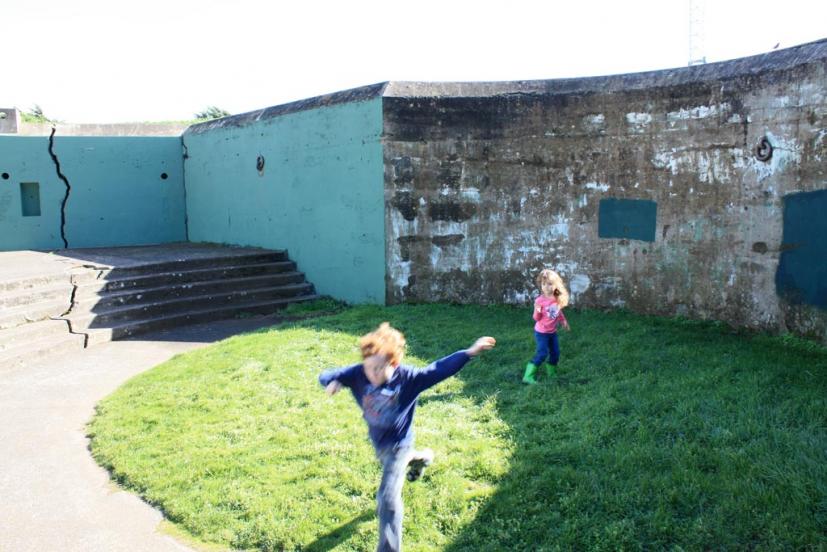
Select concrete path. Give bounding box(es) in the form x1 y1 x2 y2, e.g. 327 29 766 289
0 316 281 552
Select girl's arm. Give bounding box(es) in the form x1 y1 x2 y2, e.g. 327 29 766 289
559 309 570 331
533 300 544 321
409 337 496 394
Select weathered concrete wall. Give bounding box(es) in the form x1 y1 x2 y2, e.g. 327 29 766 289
16 121 190 137
383 39 827 339
183 85 386 304
0 136 185 250
0 108 19 134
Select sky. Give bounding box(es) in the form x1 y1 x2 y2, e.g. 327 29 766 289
3 0 825 123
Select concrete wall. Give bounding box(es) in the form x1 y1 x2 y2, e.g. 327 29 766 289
382 39 827 339
183 87 386 304
0 136 185 250
16 121 190 137
0 108 19 134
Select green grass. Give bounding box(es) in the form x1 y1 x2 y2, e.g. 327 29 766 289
87 305 827 551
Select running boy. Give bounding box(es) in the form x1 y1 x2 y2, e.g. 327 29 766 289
319 322 496 552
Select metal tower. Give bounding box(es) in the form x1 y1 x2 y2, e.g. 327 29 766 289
689 0 707 66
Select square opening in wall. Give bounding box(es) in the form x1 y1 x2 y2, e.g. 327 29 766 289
20 182 41 217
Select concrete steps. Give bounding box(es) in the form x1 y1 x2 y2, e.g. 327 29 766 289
68 283 315 330
0 331 86 369
0 246 317 368
84 294 320 345
73 261 298 292
0 319 71 351
0 297 71 330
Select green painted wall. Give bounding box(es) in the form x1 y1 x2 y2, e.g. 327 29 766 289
183 98 385 304
0 136 185 250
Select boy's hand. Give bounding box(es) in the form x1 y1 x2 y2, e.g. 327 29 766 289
325 381 342 395
562 320 571 331
467 336 496 356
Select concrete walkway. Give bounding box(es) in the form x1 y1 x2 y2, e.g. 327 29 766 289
0 316 281 552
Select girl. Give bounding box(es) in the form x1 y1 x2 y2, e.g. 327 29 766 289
523 269 570 384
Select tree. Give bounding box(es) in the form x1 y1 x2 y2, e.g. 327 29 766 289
194 106 231 120
22 104 51 123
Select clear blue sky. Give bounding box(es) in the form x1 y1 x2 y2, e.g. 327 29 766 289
3 0 825 123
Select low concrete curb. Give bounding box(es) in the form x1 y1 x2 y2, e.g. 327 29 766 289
0 316 281 552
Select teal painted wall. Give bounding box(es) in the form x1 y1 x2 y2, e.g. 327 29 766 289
0 136 185 250
183 99 385 304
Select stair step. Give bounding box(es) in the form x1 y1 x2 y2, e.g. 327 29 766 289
76 251 289 280
0 318 70 350
85 294 320 344
73 272 307 309
0 281 73 309
0 298 72 330
0 272 70 294
0 331 86 371
75 261 297 293
67 283 315 330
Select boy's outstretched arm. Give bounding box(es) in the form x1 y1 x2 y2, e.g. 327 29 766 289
467 336 496 356
319 365 359 395
410 336 496 393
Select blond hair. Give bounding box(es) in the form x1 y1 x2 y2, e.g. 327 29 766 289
536 269 569 308
359 322 406 365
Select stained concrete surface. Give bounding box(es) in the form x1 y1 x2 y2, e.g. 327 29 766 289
0 315 282 552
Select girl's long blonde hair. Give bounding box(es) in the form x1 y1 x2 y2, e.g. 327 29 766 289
536 269 569 308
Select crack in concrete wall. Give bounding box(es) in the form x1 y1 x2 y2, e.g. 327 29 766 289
47 127 71 248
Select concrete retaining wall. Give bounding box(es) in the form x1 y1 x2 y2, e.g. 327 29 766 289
183 86 386 304
0 136 185 250
383 39 827 339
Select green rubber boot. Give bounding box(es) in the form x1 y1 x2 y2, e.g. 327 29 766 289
545 364 557 378
522 362 538 385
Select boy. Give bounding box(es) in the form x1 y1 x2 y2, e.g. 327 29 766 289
319 322 496 552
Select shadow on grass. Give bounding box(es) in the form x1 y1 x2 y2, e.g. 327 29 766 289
304 511 374 552
291 304 827 550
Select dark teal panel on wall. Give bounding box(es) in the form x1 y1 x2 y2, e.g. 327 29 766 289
20 182 41 216
598 198 657 242
776 189 827 308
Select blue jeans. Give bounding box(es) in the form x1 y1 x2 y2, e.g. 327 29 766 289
375 444 410 552
532 330 560 366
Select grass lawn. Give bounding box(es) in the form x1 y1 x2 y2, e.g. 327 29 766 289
87 304 827 551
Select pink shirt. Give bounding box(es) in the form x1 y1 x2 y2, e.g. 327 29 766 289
533 295 567 334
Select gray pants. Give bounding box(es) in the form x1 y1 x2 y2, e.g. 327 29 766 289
375 445 411 552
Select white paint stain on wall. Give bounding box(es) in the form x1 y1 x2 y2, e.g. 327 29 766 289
626 112 652 125
651 147 736 185
585 182 610 192
626 112 652 134
582 113 606 132
652 149 680 174
569 273 591 302
666 103 730 122
460 187 480 200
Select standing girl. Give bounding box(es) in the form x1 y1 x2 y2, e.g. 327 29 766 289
523 269 571 384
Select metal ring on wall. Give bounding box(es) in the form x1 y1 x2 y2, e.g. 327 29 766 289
755 136 773 162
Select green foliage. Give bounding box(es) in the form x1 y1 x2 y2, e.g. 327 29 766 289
282 296 348 316
21 104 51 123
194 106 231 120
88 305 827 551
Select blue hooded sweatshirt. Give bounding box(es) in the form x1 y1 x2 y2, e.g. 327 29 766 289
318 351 471 451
